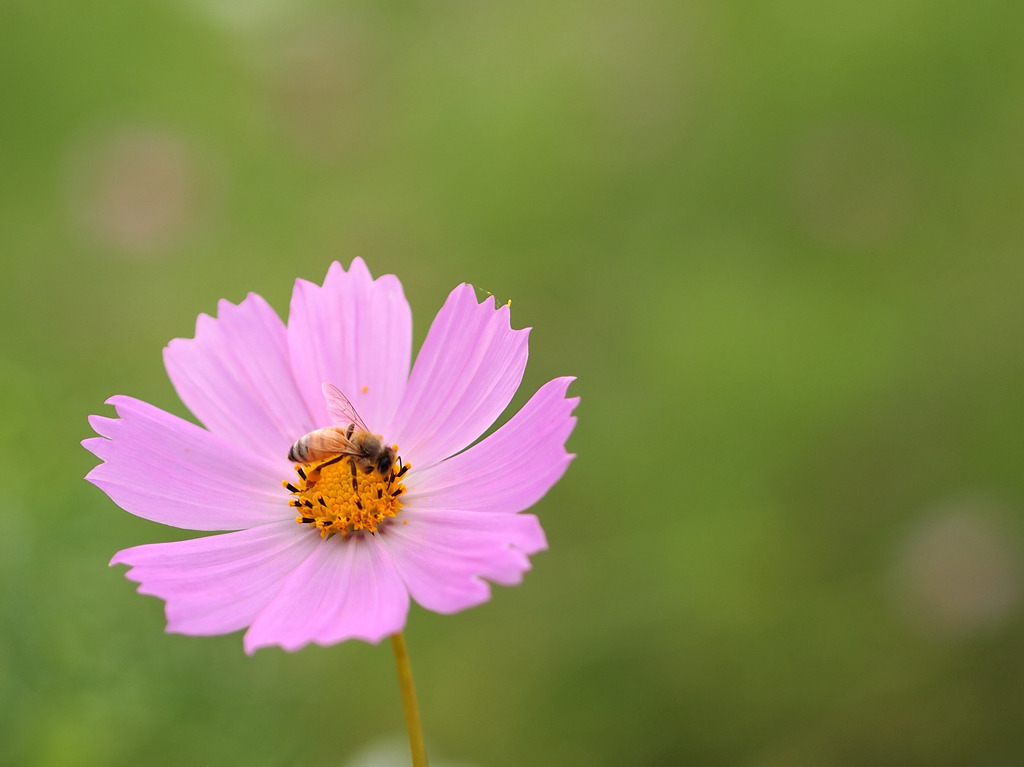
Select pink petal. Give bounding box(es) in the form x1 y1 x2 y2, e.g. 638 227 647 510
287 259 412 436
406 377 577 514
389 285 529 470
164 292 314 458
378 509 547 614
85 396 287 530
111 521 321 637
244 534 409 653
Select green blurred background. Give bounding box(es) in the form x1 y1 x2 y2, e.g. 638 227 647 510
3 0 1024 764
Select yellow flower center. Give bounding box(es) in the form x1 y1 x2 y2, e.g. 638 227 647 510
284 454 409 539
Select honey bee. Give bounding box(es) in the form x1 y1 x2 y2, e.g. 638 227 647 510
287 383 398 476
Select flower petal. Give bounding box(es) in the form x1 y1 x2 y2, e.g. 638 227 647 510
164 292 314 458
287 259 412 436
244 535 409 653
84 396 287 530
378 509 547 614
389 284 529 470
406 377 577 513
111 521 320 637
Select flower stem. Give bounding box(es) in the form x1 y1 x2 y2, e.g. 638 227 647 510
391 632 428 767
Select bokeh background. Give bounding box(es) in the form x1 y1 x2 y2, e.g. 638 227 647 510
3 0 1024 765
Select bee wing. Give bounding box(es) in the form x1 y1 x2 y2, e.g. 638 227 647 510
313 427 365 456
322 382 371 432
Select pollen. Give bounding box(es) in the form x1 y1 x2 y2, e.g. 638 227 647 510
284 455 410 539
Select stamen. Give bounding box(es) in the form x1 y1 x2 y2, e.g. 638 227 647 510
284 454 410 539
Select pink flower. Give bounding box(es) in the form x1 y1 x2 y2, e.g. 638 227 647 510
85 259 577 654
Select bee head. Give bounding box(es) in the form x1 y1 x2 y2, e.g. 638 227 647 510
376 449 394 477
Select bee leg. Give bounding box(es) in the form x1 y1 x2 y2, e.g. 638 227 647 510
349 458 358 490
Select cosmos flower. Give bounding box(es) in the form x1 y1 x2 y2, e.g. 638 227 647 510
85 259 577 653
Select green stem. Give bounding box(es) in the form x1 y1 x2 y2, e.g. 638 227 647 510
391 632 428 767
